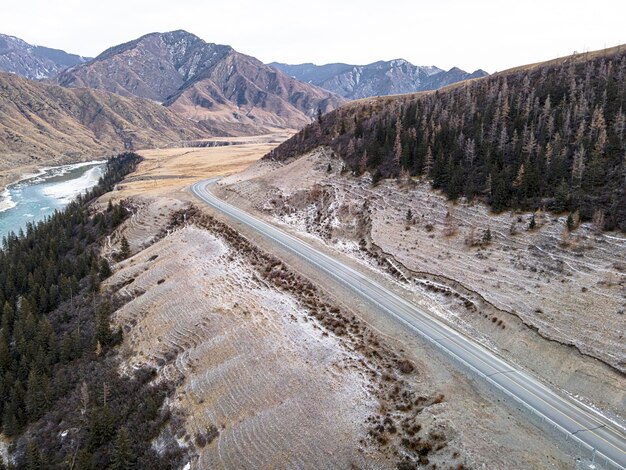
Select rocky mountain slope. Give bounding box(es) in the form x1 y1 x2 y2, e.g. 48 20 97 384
0 33 88 79
268 45 626 231
0 71 207 177
270 59 487 99
57 30 344 135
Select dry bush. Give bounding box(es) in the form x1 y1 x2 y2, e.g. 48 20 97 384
464 227 479 246
442 208 459 237
397 359 416 374
592 209 606 231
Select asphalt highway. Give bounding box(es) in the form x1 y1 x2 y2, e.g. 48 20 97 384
192 178 626 469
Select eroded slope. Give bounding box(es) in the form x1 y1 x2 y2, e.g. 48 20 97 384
102 198 474 468
218 147 626 418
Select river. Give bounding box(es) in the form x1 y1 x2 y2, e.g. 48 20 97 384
0 161 106 240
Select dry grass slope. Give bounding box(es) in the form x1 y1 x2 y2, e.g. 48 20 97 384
0 71 208 184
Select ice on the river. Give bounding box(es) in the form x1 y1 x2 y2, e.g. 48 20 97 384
41 165 104 203
0 189 16 213
27 161 104 185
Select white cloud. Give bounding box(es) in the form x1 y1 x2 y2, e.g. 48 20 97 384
1 0 624 73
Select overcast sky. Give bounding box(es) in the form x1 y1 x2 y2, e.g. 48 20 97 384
1 0 624 73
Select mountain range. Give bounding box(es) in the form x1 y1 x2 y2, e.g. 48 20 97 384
56 30 343 135
0 29 491 152
0 33 90 80
270 60 488 99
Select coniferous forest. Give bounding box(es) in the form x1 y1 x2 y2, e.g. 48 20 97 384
269 48 626 231
0 154 183 468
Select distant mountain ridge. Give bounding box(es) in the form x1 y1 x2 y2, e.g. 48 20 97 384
58 31 233 102
270 60 488 99
57 30 344 136
0 30 486 137
0 33 89 79
0 71 208 171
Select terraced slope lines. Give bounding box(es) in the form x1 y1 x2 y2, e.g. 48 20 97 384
193 176 626 470
103 198 472 468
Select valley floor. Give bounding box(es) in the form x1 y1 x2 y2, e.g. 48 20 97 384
90 138 619 468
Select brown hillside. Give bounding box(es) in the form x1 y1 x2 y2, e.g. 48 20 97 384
0 71 206 177
0 73 205 161
57 31 344 136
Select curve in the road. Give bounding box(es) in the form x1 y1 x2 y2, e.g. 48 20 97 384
191 178 626 470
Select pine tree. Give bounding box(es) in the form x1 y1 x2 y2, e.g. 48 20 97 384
25 369 41 420
75 448 95 470
2 302 14 339
24 441 42 470
423 146 434 176
359 150 368 172
0 336 10 371
593 209 606 231
393 119 403 168
2 406 18 437
119 236 131 260
111 427 136 470
94 302 112 347
99 259 112 279
88 269 101 293
482 227 492 244
513 164 525 189
60 332 73 363
572 145 586 187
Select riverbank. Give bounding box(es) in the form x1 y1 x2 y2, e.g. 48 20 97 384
0 160 105 238
0 154 106 195
0 163 39 196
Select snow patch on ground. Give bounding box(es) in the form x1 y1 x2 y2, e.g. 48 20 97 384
0 189 16 213
41 165 105 203
230 151 626 371
217 147 626 420
105 205 384 468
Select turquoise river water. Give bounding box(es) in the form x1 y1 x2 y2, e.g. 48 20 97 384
0 161 105 240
